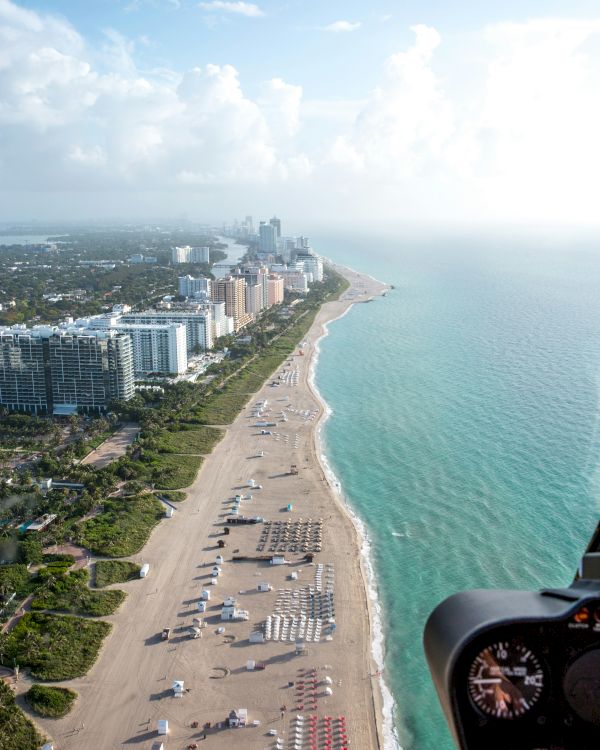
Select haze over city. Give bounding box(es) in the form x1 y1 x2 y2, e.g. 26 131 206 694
2 0 600 225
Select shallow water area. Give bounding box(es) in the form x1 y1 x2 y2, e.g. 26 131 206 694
311 228 600 749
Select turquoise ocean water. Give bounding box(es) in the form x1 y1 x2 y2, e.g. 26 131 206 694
309 229 600 750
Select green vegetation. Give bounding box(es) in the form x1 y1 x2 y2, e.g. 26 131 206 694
0 564 30 600
140 452 203 489
25 685 77 718
95 560 141 588
151 427 224 455
194 390 251 426
0 680 45 750
5 612 111 680
0 228 226 326
77 494 164 556
31 568 125 616
154 490 186 503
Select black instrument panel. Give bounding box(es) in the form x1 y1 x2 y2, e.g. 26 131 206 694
424 588 600 750
452 604 600 749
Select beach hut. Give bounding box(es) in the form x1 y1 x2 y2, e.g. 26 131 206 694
257 582 272 592
217 539 226 548
197 600 206 612
246 660 255 671
139 563 150 578
271 555 286 566
249 630 265 643
228 709 248 728
172 680 184 698
165 506 174 518
151 743 165 750
286 504 293 512
215 555 224 565
157 719 169 735
324 687 333 696
201 589 211 600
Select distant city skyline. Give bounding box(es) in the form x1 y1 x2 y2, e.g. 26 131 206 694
2 0 600 225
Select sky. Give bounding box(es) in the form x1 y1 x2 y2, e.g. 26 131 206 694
2 0 600 227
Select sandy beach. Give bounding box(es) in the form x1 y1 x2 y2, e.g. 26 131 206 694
24 265 389 750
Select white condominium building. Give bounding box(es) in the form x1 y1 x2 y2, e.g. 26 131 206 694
113 323 187 376
210 302 229 340
245 283 263 315
171 246 210 264
121 310 213 353
178 275 212 299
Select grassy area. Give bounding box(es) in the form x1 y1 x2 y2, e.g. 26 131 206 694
143 452 203 489
154 427 223 455
25 685 77 718
5 612 111 680
31 569 126 616
194 389 251 425
77 494 164 557
95 560 141 588
154 490 186 503
0 680 45 750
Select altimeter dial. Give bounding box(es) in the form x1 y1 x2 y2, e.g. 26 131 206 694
468 641 544 719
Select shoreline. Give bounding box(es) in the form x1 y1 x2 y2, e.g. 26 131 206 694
306 264 401 750
24 263 393 750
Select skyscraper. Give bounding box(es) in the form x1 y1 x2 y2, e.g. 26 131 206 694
269 216 281 238
48 330 134 414
0 327 50 414
213 276 251 331
259 222 277 254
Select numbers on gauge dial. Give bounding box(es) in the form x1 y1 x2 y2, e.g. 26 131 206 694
467 642 544 719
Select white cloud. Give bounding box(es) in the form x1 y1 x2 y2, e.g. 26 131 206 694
3 0 600 225
198 1 264 17
321 20 361 33
260 77 303 138
327 25 453 176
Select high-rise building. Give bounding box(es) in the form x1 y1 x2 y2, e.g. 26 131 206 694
172 246 190 263
259 222 277 254
278 237 297 263
178 275 212 299
0 326 134 415
210 302 229 340
190 246 210 264
267 275 285 306
48 329 134 414
298 253 324 282
243 215 254 235
121 310 213 353
270 216 281 238
213 276 252 331
172 246 210 264
0 327 50 414
110 323 187 375
237 266 269 309
245 283 263 315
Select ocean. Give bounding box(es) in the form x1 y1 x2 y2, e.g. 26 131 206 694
309 228 600 750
